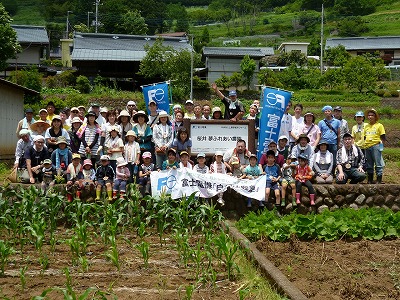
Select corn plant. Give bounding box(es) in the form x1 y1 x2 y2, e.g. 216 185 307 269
66 236 81 266
27 218 47 253
173 228 191 267
213 232 239 281
75 221 91 254
0 240 14 276
106 239 120 271
39 253 49 275
19 265 28 292
135 241 149 268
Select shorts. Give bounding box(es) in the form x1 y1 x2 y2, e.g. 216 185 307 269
281 177 295 185
266 181 279 190
96 179 113 186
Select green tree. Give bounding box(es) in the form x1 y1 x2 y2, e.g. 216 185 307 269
0 3 21 71
240 55 256 90
138 39 173 80
337 16 369 37
322 68 344 90
215 74 230 90
324 45 350 67
12 67 42 104
343 56 377 93
334 0 376 16
257 68 283 88
2 0 18 15
277 51 308 67
117 10 148 35
76 75 91 93
229 72 242 90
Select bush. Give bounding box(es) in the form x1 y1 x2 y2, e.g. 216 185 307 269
376 89 385 97
383 91 392 98
390 90 399 97
76 75 91 93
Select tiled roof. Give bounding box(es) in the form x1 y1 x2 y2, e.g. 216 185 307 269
72 32 191 61
325 36 400 50
11 25 49 44
203 47 274 57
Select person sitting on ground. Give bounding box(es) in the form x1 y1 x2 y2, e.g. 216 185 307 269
51 136 72 180
94 155 115 201
138 152 155 195
113 157 130 200
211 83 245 121
336 133 366 184
313 140 334 184
295 154 315 206
264 150 282 211
80 159 96 196
25 135 50 184
66 153 83 202
41 159 56 193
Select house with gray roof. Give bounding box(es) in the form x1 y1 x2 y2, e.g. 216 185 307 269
325 36 400 65
7 25 50 70
71 32 191 83
202 47 274 88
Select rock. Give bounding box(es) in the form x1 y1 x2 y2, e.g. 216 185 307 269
366 196 374 207
324 197 334 206
301 196 311 206
316 185 329 197
334 195 345 206
355 194 366 205
381 205 390 210
395 197 400 204
330 205 339 212
392 204 400 213
315 196 324 206
360 205 369 210
349 203 359 210
345 193 356 203
326 185 337 196
374 195 385 205
385 195 395 207
318 205 329 213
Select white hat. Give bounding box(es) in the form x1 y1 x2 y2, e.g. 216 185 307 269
158 110 169 119
116 157 127 167
71 117 82 124
33 135 45 142
278 135 288 141
127 100 136 106
100 107 108 113
173 104 182 109
215 151 224 157
39 108 48 114
185 99 194 105
19 129 30 136
100 155 110 161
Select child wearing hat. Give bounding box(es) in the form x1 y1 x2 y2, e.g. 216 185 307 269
51 136 72 179
290 134 314 166
138 152 155 195
295 154 315 206
113 157 130 199
313 140 334 184
242 154 263 208
95 155 115 201
41 159 56 194
66 153 83 201
193 153 209 174
105 125 124 172
281 157 297 207
80 159 96 194
124 130 141 184
210 151 227 205
179 151 193 169
264 150 282 211
229 156 243 178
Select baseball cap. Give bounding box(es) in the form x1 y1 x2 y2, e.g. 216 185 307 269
43 159 52 165
229 90 237 97
185 99 194 105
72 153 81 160
173 104 182 110
333 106 342 111
322 105 333 112
127 100 136 106
197 153 205 158
278 135 288 141
343 133 353 139
142 152 152 159
215 151 224 157
180 151 189 157
100 155 110 161
25 108 33 113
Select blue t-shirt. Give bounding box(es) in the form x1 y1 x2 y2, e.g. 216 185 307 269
318 118 340 145
244 165 261 177
264 163 281 182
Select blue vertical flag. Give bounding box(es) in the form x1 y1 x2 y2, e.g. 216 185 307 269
257 87 292 159
142 82 171 114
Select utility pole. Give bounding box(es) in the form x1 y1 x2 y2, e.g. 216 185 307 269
320 4 324 74
95 0 100 33
87 12 94 28
66 10 73 38
190 34 194 101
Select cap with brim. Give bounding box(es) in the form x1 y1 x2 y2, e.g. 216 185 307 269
125 130 137 138
127 101 136 106
100 155 110 161
297 154 309 161
56 136 68 145
31 121 51 132
197 153 205 158
71 117 83 124
33 135 45 142
229 90 237 97
70 107 79 113
215 151 224 157
212 107 222 114
249 154 257 159
303 111 315 123
52 115 61 122
173 104 181 109
365 108 379 121
180 151 189 157
100 107 108 113
25 108 34 114
317 139 328 149
85 111 96 118
109 125 120 133
333 106 342 111
117 157 128 167
167 148 177 156
83 159 92 167
354 111 364 119
278 135 288 141
142 151 152 159
91 103 100 107
322 105 333 112
39 108 48 114
19 129 30 136
132 110 149 123
72 153 81 160
43 159 52 165
268 140 277 146
297 134 310 143
149 100 157 106
185 100 194 105
343 133 353 139
78 106 86 110
158 111 169 119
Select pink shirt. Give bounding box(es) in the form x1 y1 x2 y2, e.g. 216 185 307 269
300 123 321 147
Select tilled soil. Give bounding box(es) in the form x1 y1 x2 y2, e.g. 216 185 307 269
0 233 241 300
256 237 400 299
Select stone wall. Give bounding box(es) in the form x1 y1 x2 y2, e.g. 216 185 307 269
221 184 400 219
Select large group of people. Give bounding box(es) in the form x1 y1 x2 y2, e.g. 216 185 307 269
13 84 386 207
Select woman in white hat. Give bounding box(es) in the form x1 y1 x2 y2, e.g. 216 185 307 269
152 111 174 169
44 115 70 153
100 109 122 153
77 111 102 167
68 117 83 153
117 109 132 141
105 125 124 172
124 130 141 184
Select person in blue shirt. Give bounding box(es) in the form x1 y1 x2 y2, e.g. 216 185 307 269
318 105 341 167
263 150 282 212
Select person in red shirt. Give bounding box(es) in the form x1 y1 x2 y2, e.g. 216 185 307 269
295 154 315 206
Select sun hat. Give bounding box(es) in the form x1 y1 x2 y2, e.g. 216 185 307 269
322 105 333 112
229 90 237 97
19 129 30 136
100 155 110 161
173 104 182 110
100 107 108 113
365 108 379 121
215 151 224 157
229 156 240 165
132 110 149 123
316 139 328 150
70 107 79 113
148 99 157 106
116 157 128 167
56 136 68 145
158 110 169 119
43 159 52 165
142 151 152 159
109 125 120 133
125 130 137 138
212 107 222 116
82 159 92 167
72 153 81 160
85 111 96 118
31 120 51 132
297 133 310 143
278 135 288 141
71 117 83 124
78 105 86 111
197 153 205 158
303 111 315 123
185 99 194 105
52 115 61 122
127 100 136 106
39 108 48 114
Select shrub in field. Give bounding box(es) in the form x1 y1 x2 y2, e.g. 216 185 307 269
390 90 400 97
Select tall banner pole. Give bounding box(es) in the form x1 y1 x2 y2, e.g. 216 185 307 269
141 82 171 114
257 87 292 160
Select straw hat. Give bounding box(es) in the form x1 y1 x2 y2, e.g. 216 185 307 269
31 120 50 132
117 110 131 123
132 110 149 123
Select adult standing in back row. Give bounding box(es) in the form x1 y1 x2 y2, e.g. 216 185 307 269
318 105 341 167
211 83 245 121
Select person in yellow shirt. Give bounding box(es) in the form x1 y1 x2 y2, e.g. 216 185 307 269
364 109 386 184
351 111 365 149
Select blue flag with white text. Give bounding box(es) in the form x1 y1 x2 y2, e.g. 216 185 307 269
257 87 292 159
142 82 171 114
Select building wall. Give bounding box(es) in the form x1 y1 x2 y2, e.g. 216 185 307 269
0 85 24 159
61 39 73 67
206 57 260 87
8 46 42 65
282 44 308 55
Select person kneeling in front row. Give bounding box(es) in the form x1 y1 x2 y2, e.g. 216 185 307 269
336 133 366 184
